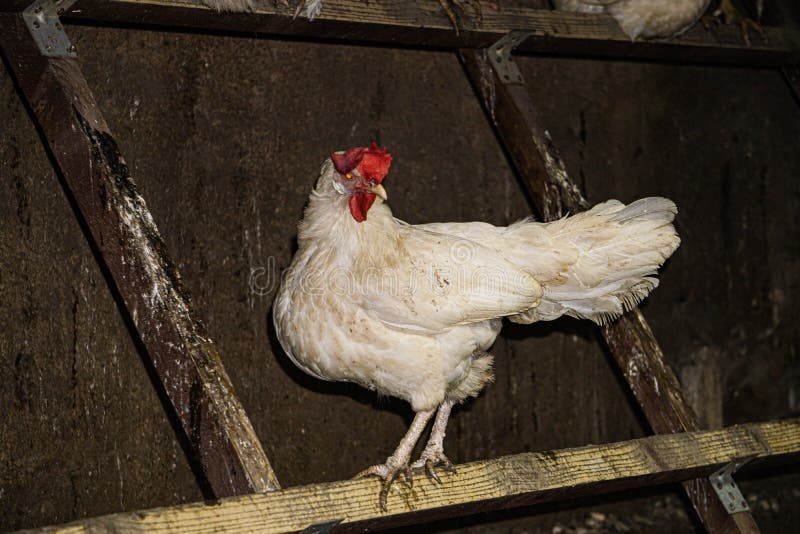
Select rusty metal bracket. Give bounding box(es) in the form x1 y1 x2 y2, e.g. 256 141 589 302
708 455 756 514
23 0 77 57
488 30 533 85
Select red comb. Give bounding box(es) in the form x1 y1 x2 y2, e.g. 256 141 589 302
331 143 392 183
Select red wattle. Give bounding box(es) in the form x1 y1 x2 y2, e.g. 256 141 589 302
349 193 377 222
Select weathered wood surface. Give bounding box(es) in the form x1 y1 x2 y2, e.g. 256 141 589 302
602 310 758 532
680 346 724 430
21 420 800 534
0 13 279 497
0 0 796 66
460 48 760 532
784 66 800 105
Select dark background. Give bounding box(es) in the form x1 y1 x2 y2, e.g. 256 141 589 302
2 4 799 532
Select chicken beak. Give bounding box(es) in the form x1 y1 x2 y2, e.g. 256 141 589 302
369 183 388 201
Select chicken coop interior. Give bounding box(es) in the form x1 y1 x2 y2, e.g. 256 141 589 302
2 0 800 532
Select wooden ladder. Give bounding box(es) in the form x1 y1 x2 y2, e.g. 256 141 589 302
2 1 798 532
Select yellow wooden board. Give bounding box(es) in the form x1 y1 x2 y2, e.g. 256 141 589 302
24 419 800 533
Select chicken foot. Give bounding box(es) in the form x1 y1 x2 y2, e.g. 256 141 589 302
704 0 765 46
437 0 483 35
412 399 457 484
355 408 435 511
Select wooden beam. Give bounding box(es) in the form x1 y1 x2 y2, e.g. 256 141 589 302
460 48 760 533
0 13 279 497
21 420 800 533
602 311 760 532
0 0 797 66
783 66 800 105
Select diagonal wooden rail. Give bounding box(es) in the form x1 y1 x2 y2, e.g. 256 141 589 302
18 419 800 534
459 48 760 532
784 66 800 104
1 0 797 66
0 12 279 498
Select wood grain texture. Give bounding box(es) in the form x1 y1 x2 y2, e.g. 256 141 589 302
0 0 796 66
603 311 754 532
21 420 800 533
2 12 799 534
783 66 800 104
0 13 279 498
680 346 723 430
459 48 761 532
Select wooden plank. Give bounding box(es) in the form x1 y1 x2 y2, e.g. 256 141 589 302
0 0 796 66
19 420 800 533
680 346 724 430
602 311 758 532
460 48 760 533
0 13 279 497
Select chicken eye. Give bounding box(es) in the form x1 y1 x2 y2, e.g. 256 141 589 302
345 173 353 180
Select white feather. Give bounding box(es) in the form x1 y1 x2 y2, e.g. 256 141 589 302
201 0 254 12
302 0 323 21
274 159 679 412
554 0 711 40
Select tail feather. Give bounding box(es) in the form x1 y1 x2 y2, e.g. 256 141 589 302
509 197 679 325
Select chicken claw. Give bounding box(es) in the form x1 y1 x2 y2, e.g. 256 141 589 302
413 449 456 484
703 0 765 46
437 0 483 35
355 461 414 511
411 399 457 484
354 408 435 511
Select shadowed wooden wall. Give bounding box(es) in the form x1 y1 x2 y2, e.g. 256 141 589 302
1 20 799 532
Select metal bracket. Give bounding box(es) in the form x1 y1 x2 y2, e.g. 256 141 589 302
488 30 533 85
708 456 756 514
23 0 78 58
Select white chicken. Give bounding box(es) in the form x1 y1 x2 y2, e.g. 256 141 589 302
552 0 756 41
273 144 679 509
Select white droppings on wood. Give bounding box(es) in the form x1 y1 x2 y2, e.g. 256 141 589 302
129 95 141 120
115 443 125 509
115 187 172 319
474 50 497 123
627 356 639 380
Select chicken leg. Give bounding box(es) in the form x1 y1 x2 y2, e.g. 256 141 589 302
412 400 457 483
705 0 765 46
438 0 483 34
355 408 435 511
